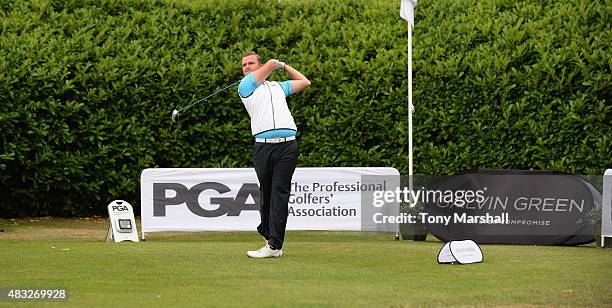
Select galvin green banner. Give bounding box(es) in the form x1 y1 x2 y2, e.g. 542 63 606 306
422 170 600 245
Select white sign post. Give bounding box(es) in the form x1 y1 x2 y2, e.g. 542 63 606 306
106 200 139 242
602 169 612 248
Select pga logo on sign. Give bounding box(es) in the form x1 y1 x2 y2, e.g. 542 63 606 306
111 204 130 212
153 182 261 218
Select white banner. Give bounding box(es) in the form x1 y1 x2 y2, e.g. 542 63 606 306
140 167 399 237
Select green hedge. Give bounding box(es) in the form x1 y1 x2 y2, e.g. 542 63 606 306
1 0 610 217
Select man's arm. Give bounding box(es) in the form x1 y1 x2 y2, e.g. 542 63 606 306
284 64 311 94
253 59 281 84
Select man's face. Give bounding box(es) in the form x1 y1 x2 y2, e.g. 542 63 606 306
242 55 262 76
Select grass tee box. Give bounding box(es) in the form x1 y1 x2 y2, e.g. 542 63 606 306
1 218 611 306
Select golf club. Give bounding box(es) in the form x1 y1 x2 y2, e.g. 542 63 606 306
171 79 241 122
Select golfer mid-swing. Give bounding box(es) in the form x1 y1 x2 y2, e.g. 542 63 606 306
239 52 311 258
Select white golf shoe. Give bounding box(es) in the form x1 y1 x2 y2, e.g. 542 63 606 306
247 245 283 258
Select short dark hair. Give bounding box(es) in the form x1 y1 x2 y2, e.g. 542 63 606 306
242 51 262 64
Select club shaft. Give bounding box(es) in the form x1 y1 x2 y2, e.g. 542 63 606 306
179 80 241 113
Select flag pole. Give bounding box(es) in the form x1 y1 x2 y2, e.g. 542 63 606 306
408 21 414 204
399 0 417 241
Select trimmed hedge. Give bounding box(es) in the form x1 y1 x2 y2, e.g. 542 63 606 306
0 0 610 216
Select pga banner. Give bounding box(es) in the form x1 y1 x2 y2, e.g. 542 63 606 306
141 167 400 237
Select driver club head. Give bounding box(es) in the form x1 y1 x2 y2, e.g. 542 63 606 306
171 109 179 122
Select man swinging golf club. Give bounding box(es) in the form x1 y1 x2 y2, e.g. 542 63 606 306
240 51 311 258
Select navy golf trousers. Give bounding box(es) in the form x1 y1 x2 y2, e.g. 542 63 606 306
252 140 298 250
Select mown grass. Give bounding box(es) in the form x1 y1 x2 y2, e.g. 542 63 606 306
0 218 611 307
